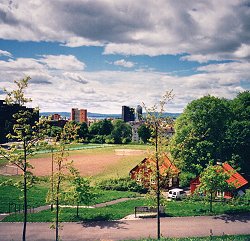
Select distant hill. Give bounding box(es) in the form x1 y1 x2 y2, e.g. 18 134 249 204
40 112 180 119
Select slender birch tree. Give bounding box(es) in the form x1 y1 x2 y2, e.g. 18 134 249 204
143 90 174 239
0 77 48 241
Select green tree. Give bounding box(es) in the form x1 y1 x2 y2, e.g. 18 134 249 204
138 124 151 143
143 91 174 240
47 123 79 241
66 167 96 217
170 95 231 174
111 119 132 144
224 91 250 178
0 77 47 241
78 122 89 141
198 164 233 212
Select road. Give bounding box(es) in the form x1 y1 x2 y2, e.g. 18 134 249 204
0 213 250 241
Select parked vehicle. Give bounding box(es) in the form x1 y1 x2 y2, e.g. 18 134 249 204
168 188 186 200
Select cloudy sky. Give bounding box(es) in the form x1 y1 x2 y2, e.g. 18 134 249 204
0 0 249 114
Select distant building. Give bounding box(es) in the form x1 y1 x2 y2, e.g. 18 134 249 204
122 106 135 122
51 113 61 121
71 108 87 123
0 100 39 143
129 120 143 143
135 105 143 120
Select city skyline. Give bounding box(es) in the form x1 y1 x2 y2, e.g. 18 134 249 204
0 1 249 114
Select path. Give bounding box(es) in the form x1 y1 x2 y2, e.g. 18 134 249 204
0 197 140 221
0 213 250 241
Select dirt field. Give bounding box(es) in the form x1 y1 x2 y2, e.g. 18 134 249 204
28 149 145 177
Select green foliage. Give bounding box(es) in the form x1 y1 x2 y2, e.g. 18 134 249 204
179 172 196 188
198 164 234 212
97 177 147 193
78 122 89 140
170 94 250 176
138 124 151 143
110 120 132 144
4 76 32 105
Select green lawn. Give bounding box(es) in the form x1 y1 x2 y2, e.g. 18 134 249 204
3 199 148 222
0 175 141 213
127 235 250 241
2 196 250 222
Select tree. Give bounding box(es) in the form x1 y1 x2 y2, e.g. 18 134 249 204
0 77 47 241
138 124 151 143
170 96 231 174
47 123 79 241
89 119 113 136
198 164 233 212
66 167 96 217
78 122 89 141
224 91 250 179
110 120 132 144
143 91 174 240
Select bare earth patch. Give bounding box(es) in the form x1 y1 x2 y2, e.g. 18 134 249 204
28 149 145 177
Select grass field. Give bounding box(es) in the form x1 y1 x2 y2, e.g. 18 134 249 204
128 235 250 241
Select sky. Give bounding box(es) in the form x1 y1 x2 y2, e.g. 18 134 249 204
0 0 249 114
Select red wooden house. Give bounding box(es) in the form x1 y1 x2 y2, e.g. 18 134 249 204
190 163 248 198
129 155 180 190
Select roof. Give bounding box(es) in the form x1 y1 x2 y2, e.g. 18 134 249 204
222 163 248 189
130 154 180 175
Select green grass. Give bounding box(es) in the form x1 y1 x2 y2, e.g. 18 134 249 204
2 196 250 222
0 174 141 213
0 176 49 213
3 199 148 222
127 235 250 241
164 199 250 217
91 189 140 205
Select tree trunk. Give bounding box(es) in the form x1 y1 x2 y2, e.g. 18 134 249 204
210 192 213 212
56 177 60 241
22 139 27 241
155 125 161 240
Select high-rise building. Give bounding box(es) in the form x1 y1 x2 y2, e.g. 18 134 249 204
122 106 135 122
136 105 143 120
71 108 87 123
0 100 39 143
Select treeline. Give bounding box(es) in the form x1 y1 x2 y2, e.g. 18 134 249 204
170 91 250 180
49 119 133 144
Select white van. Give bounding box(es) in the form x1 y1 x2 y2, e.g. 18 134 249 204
168 188 186 200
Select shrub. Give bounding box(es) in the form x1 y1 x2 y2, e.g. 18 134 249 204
97 177 147 193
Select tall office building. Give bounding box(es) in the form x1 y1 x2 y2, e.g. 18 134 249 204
0 100 39 143
122 106 135 122
71 108 87 123
136 105 143 120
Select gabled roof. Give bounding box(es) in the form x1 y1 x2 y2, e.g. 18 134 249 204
130 154 180 175
222 163 248 189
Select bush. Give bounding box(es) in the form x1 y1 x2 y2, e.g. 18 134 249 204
97 177 147 193
179 171 196 188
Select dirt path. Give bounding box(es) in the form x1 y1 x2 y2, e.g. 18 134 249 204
0 213 249 241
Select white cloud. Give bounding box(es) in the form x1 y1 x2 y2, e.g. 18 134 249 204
0 49 12 57
0 0 249 61
39 55 85 71
113 59 135 68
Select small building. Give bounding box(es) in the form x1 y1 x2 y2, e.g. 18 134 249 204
190 163 249 198
129 155 180 190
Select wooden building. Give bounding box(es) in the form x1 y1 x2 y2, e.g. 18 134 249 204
129 155 180 190
190 163 248 198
